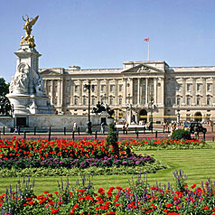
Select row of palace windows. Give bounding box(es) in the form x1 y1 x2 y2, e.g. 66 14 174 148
48 84 156 94
69 97 124 106
177 83 212 92
176 97 212 106
63 97 149 106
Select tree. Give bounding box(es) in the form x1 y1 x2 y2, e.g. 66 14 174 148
106 122 119 156
0 78 9 96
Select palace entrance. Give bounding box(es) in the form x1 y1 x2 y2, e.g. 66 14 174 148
139 109 147 123
194 112 202 122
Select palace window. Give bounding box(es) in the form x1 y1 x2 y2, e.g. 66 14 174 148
92 97 95 105
187 97 191 105
110 85 114 92
119 85 123 92
134 98 137 104
197 83 201 91
54 86 58 92
142 98 145 104
48 86 51 92
207 84 211 91
66 86 70 93
177 84 181 91
187 84 191 91
207 97 211 105
167 98 171 106
197 97 200 105
150 85 154 91
54 98 57 105
74 97 78 105
101 85 104 92
119 97 122 105
142 85 146 92
134 85 138 92
177 98 180 106
83 97 86 105
110 97 113 105
167 85 171 92
66 98 70 105
92 85 95 92
75 85 78 92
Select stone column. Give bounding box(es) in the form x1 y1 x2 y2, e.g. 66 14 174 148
71 81 74 105
106 79 109 104
160 77 165 106
123 78 127 104
97 79 100 102
79 80 82 105
145 78 148 104
59 79 65 111
115 79 118 105
192 78 196 105
154 78 157 104
128 78 133 104
51 80 54 105
182 78 186 105
202 78 206 105
213 78 215 105
137 78 140 105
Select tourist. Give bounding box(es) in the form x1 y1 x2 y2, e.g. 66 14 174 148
194 124 199 139
73 121 77 133
101 122 105 134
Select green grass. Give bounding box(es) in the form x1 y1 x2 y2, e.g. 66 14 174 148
1 142 215 195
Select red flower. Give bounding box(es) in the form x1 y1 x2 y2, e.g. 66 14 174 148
28 201 34 205
203 206 209 210
191 184 196 189
166 203 173 208
51 209 59 214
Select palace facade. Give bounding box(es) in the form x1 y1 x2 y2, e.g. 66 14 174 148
39 60 215 124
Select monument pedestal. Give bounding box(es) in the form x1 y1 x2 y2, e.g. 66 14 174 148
7 42 54 121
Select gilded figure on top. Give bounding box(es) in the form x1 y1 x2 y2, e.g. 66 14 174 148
20 15 39 48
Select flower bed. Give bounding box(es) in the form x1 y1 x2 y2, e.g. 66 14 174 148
0 154 155 169
0 138 167 176
0 137 126 160
122 138 210 150
1 170 215 214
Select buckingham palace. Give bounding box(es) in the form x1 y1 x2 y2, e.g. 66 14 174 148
39 60 215 124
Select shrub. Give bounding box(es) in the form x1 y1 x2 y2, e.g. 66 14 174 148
171 129 191 140
106 123 119 156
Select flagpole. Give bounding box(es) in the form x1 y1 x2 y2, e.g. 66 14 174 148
147 40 149 61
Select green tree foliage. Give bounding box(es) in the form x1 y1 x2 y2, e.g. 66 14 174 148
106 122 119 156
0 78 9 96
171 129 191 140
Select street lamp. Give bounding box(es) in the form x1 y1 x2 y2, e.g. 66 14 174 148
84 80 94 134
149 95 154 131
177 105 180 125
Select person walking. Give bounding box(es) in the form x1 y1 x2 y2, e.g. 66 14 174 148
101 122 105 134
73 121 77 133
194 124 199 139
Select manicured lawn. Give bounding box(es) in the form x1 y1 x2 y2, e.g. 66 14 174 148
0 142 215 195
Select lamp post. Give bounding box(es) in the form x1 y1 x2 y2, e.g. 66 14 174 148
177 105 180 125
149 95 154 131
84 80 94 134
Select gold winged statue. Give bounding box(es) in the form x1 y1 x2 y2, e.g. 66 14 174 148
20 15 39 48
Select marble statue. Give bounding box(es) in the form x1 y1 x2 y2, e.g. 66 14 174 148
20 15 39 48
6 15 54 116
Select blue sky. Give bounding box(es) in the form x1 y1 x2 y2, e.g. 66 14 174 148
1 0 215 82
